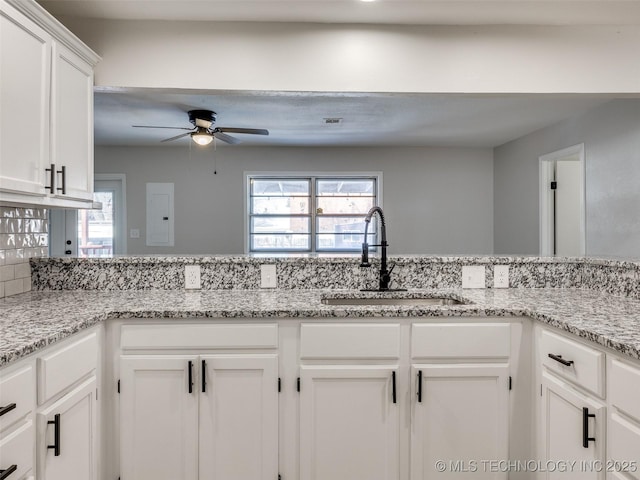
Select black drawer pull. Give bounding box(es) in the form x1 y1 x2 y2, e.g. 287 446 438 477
391 371 396 404
45 164 55 193
188 361 193 394
548 353 574 367
56 166 66 195
0 403 16 417
583 407 596 448
0 465 18 479
417 370 423 403
201 360 207 393
47 413 60 456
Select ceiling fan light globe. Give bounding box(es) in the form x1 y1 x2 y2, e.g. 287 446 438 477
191 132 214 146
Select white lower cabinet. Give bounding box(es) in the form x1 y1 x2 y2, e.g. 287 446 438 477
37 376 98 480
540 371 605 480
299 365 400 480
119 353 278 480
411 364 510 480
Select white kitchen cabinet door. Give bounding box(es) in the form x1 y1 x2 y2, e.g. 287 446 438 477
0 0 50 197
50 40 94 202
541 371 605 480
299 365 400 480
199 355 279 480
120 356 199 480
37 376 97 480
410 364 510 480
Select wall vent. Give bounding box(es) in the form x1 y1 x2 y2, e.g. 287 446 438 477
323 117 343 124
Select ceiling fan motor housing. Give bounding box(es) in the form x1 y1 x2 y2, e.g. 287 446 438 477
188 109 216 127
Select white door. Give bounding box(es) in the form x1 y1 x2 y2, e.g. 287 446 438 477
199 355 279 480
539 144 585 256
50 41 94 201
299 365 400 480
541 371 605 480
0 1 51 196
120 356 199 480
411 364 510 480
555 160 583 256
37 376 97 480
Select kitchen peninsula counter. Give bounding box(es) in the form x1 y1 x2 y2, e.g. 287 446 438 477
2 286 640 366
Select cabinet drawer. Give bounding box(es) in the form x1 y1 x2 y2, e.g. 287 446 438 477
0 364 34 432
38 332 98 405
300 323 400 359
540 329 604 397
411 323 510 358
0 420 34 480
121 323 278 350
610 358 640 422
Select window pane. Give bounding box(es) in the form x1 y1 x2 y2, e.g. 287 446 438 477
251 234 310 251
316 196 375 214
251 216 310 234
316 179 375 196
316 233 376 251
317 216 376 234
77 191 114 257
251 179 309 196
252 196 309 214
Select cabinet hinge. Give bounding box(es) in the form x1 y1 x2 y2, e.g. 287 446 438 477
297 377 300 393
540 384 543 397
278 377 281 393
550 181 557 190
509 376 512 391
117 379 120 394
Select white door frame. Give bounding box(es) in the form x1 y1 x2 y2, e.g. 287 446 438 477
95 174 127 254
538 144 586 256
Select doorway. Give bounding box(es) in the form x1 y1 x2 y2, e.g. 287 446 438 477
49 174 127 257
539 144 585 256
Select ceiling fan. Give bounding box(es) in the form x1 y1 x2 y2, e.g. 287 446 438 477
132 109 269 146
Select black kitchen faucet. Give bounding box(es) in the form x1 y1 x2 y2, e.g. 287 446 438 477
360 206 406 291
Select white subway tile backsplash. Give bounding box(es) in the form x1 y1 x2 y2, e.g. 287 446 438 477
0 207 48 298
14 262 31 279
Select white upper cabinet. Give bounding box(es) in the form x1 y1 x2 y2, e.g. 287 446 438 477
0 0 99 208
0 0 51 198
50 41 94 202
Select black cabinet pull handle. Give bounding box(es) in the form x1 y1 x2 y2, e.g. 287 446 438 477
417 370 423 403
56 166 66 195
45 164 55 192
201 360 206 393
582 407 596 448
47 413 60 456
392 371 396 404
548 353 574 366
0 403 16 417
188 361 193 394
0 465 18 480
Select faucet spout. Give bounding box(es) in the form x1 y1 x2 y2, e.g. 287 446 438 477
360 206 405 291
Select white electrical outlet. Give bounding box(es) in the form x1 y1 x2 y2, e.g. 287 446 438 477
494 265 510 288
260 264 277 288
185 265 201 289
462 265 486 289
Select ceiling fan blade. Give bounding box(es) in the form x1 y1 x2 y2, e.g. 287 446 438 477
132 125 194 130
217 127 269 136
161 132 191 143
213 131 241 145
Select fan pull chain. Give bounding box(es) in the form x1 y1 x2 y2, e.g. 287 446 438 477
213 137 217 174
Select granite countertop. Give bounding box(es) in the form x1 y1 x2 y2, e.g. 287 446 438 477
1 287 640 366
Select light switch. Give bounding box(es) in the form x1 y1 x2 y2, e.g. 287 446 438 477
462 266 486 289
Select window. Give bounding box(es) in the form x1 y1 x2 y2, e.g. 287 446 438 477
247 174 380 253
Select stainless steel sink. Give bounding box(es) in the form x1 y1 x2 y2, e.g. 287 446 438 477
321 297 465 306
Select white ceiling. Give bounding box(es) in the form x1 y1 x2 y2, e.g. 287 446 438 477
40 1 637 148
95 89 613 147
38 0 640 26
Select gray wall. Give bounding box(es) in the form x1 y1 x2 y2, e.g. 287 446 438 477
494 99 640 256
95 146 494 255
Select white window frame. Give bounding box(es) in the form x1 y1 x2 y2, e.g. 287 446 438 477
244 172 383 254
